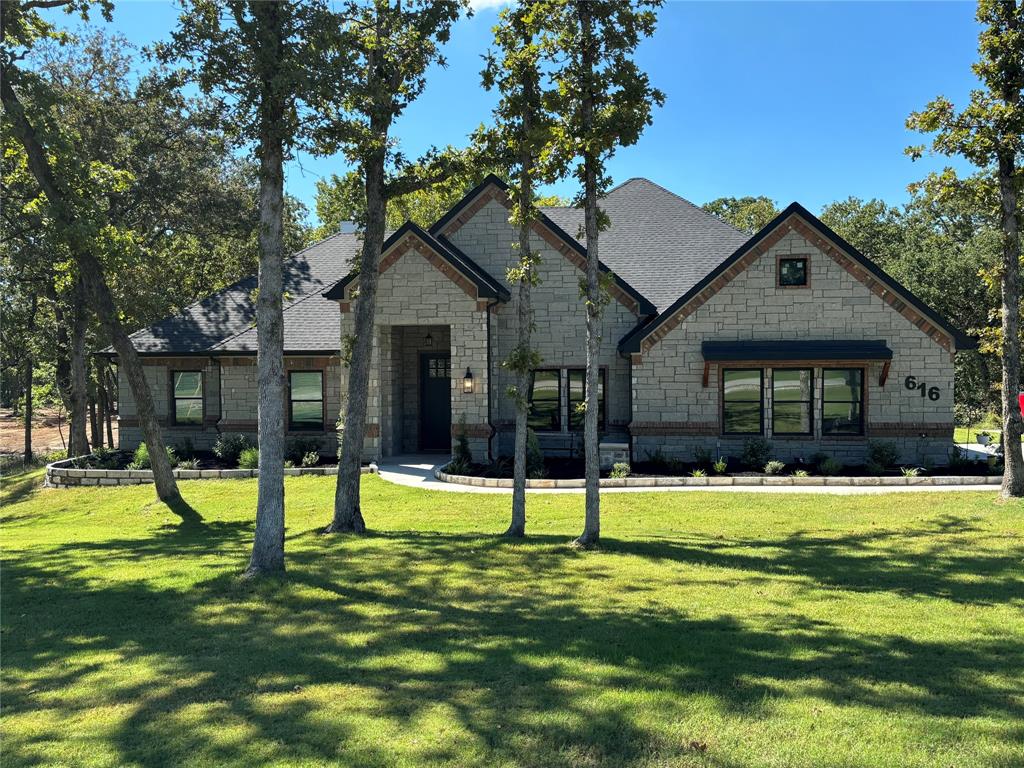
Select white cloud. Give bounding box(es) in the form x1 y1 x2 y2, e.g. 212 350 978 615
469 0 509 10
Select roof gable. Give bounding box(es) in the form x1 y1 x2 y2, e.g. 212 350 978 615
620 203 973 356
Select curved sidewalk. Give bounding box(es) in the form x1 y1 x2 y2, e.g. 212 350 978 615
376 455 998 495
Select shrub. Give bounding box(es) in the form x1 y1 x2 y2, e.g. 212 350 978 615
610 462 631 479
177 457 200 470
284 459 296 469
809 451 829 469
694 447 712 468
445 457 471 475
865 461 884 476
286 437 320 465
690 468 707 478
214 433 253 466
526 428 545 479
41 448 67 463
453 416 473 469
901 466 921 477
238 447 259 469
90 446 122 470
819 457 843 476
713 458 728 475
301 450 320 468
740 438 772 469
127 442 178 470
175 438 196 460
867 440 899 469
763 460 785 475
792 469 809 478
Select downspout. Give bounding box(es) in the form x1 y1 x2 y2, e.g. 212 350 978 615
486 298 498 462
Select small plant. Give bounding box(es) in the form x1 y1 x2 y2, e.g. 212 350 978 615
690 468 707 478
284 459 296 468
866 440 900 469
901 466 921 477
610 462 631 479
453 415 474 468
214 433 254 466
819 457 843 476
127 442 178 470
712 458 728 475
286 437 321 465
90 446 122 470
238 447 260 469
792 469 809 478
177 457 200 470
526 428 546 479
763 460 785 475
301 450 320 468
445 457 471 475
740 438 772 469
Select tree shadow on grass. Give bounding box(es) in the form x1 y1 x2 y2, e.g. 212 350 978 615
3 519 1023 767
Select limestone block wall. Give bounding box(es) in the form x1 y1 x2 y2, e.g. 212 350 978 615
631 227 956 466
447 197 640 457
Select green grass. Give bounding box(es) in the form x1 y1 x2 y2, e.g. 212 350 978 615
954 426 1023 444
3 471 1023 768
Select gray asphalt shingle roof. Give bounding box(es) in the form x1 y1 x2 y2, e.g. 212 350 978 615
541 178 749 312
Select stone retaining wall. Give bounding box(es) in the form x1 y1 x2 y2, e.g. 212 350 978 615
434 468 999 489
46 457 376 488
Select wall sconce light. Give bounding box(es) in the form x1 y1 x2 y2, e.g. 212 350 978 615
462 367 474 394
424 331 433 347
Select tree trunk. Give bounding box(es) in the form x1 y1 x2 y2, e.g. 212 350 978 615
330 150 387 534
576 0 601 548
88 357 101 448
245 0 288 576
0 66 181 504
68 277 91 457
23 294 37 464
997 151 1023 498
98 361 114 448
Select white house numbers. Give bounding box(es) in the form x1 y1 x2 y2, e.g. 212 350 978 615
904 375 941 401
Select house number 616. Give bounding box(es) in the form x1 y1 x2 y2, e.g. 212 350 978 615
904 376 941 401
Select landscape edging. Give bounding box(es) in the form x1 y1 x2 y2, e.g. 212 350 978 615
433 468 999 489
45 456 377 488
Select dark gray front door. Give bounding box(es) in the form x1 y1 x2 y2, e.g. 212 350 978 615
419 353 451 451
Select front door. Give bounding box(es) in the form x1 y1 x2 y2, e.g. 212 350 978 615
419 353 452 451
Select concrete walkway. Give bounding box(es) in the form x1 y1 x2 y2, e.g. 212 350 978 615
376 455 997 495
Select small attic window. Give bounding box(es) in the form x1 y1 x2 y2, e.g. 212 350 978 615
778 257 808 287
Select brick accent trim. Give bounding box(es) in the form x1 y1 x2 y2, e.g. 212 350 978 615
869 422 952 438
452 422 492 438
630 421 718 436
437 185 642 316
637 213 956 356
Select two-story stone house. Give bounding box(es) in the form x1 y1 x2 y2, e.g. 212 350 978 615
107 175 972 467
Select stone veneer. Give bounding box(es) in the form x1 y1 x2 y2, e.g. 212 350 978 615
631 223 955 466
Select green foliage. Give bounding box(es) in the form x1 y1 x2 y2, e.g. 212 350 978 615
526 428 546 479
792 469 810 478
819 458 843 476
177 458 201 471
763 460 786 476
453 416 474 470
693 447 712 468
901 466 922 478
237 447 260 470
867 441 901 470
213 434 254 466
609 462 630 479
286 438 321 466
702 196 780 234
740 438 772 470
127 442 178 471
689 468 707 478
301 451 320 469
713 458 728 475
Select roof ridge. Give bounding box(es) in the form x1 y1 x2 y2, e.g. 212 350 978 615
615 177 751 238
208 276 335 350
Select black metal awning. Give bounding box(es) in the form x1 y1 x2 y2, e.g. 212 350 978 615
701 340 893 362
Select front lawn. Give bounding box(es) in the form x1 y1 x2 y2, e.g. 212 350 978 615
2 473 1022 767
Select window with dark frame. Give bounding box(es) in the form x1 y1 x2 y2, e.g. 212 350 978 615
171 371 203 425
772 368 813 436
567 368 606 431
778 257 808 287
527 370 561 431
289 370 324 431
722 368 763 434
821 368 864 435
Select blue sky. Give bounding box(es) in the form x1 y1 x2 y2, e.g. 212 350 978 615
48 1 983 223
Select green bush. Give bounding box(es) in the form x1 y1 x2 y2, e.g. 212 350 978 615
901 466 921 477
89 446 122 470
127 442 178 470
740 438 772 469
286 437 321 465
213 433 254 466
452 416 474 469
763 460 785 475
792 469 809 478
526 428 546 479
712 458 728 474
177 457 201 470
301 451 320 468
238 447 259 469
610 462 630 479
690 468 707 478
819 457 843 476
867 440 900 469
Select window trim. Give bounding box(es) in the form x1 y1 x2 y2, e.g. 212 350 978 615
777 255 810 288
821 366 866 437
771 367 814 437
288 369 326 432
720 367 764 436
170 370 204 427
527 368 563 433
566 367 607 432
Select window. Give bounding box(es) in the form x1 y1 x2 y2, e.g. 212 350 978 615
172 371 203 425
289 371 324 430
778 257 808 287
821 368 864 435
528 370 561 431
772 368 813 436
722 368 763 434
567 368 606 431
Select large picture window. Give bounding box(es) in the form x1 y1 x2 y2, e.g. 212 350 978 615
172 371 203 425
289 371 324 431
567 368 606 431
821 368 864 435
722 368 763 435
528 370 561 431
772 368 813 436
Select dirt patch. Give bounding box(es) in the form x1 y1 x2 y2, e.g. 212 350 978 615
0 408 117 456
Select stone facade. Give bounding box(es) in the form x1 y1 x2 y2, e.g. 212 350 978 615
631 227 955 466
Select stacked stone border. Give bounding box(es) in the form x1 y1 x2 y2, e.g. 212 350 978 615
46 456 377 488
434 467 1000 489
